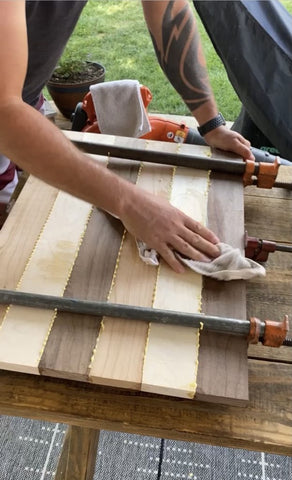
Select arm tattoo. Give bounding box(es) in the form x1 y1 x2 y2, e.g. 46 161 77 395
150 1 212 111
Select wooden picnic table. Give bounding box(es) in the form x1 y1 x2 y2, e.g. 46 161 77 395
0 113 291 479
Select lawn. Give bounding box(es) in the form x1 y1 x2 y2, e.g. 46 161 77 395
50 0 292 121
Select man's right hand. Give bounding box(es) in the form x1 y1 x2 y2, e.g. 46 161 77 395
119 186 220 274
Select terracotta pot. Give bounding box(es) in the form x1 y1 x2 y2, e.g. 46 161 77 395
47 62 105 119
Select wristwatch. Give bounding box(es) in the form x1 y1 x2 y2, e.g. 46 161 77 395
197 112 226 136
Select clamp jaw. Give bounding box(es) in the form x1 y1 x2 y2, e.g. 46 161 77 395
243 158 280 188
248 315 290 347
245 232 292 261
245 233 276 262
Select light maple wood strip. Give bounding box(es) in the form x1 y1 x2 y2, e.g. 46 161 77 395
0 176 58 324
39 158 140 381
142 169 209 398
0 191 92 374
89 162 174 389
142 323 199 398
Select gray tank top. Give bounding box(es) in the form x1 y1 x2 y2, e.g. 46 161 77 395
24 0 87 106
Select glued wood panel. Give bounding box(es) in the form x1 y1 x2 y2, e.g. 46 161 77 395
0 135 249 404
0 191 92 374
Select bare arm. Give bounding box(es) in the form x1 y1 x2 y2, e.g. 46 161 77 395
0 1 220 273
142 0 254 160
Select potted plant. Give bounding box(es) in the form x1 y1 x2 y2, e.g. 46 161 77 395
47 55 105 119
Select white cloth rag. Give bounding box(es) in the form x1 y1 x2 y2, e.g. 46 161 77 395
89 79 151 138
137 241 266 281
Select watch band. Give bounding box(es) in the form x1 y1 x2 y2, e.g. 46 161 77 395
197 112 226 136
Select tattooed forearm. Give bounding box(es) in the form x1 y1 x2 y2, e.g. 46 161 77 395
149 1 212 111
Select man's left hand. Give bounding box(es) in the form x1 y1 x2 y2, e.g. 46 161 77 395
204 126 255 161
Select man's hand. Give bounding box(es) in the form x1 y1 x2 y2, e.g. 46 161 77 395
204 126 255 161
119 187 220 274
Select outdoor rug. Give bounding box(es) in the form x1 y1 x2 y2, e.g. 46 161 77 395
0 415 291 479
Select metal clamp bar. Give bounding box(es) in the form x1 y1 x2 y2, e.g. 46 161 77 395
1 289 289 347
66 131 246 173
0 289 253 336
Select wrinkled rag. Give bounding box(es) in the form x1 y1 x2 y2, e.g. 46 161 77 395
89 79 151 138
137 241 266 281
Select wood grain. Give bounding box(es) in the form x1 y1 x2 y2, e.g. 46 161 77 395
0 177 58 324
245 173 292 363
0 359 291 455
89 162 173 389
245 197 292 242
39 209 124 380
0 112 289 460
39 158 140 381
197 172 248 404
0 192 92 374
0 137 248 403
55 426 99 480
142 168 209 398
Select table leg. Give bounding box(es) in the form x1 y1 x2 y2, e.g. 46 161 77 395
55 425 100 480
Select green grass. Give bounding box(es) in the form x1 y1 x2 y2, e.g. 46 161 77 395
47 0 292 121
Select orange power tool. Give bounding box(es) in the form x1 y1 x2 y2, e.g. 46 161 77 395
71 85 198 144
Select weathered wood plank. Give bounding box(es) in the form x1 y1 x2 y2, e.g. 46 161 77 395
244 196 292 243
55 426 99 480
0 359 291 455
245 185 292 363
